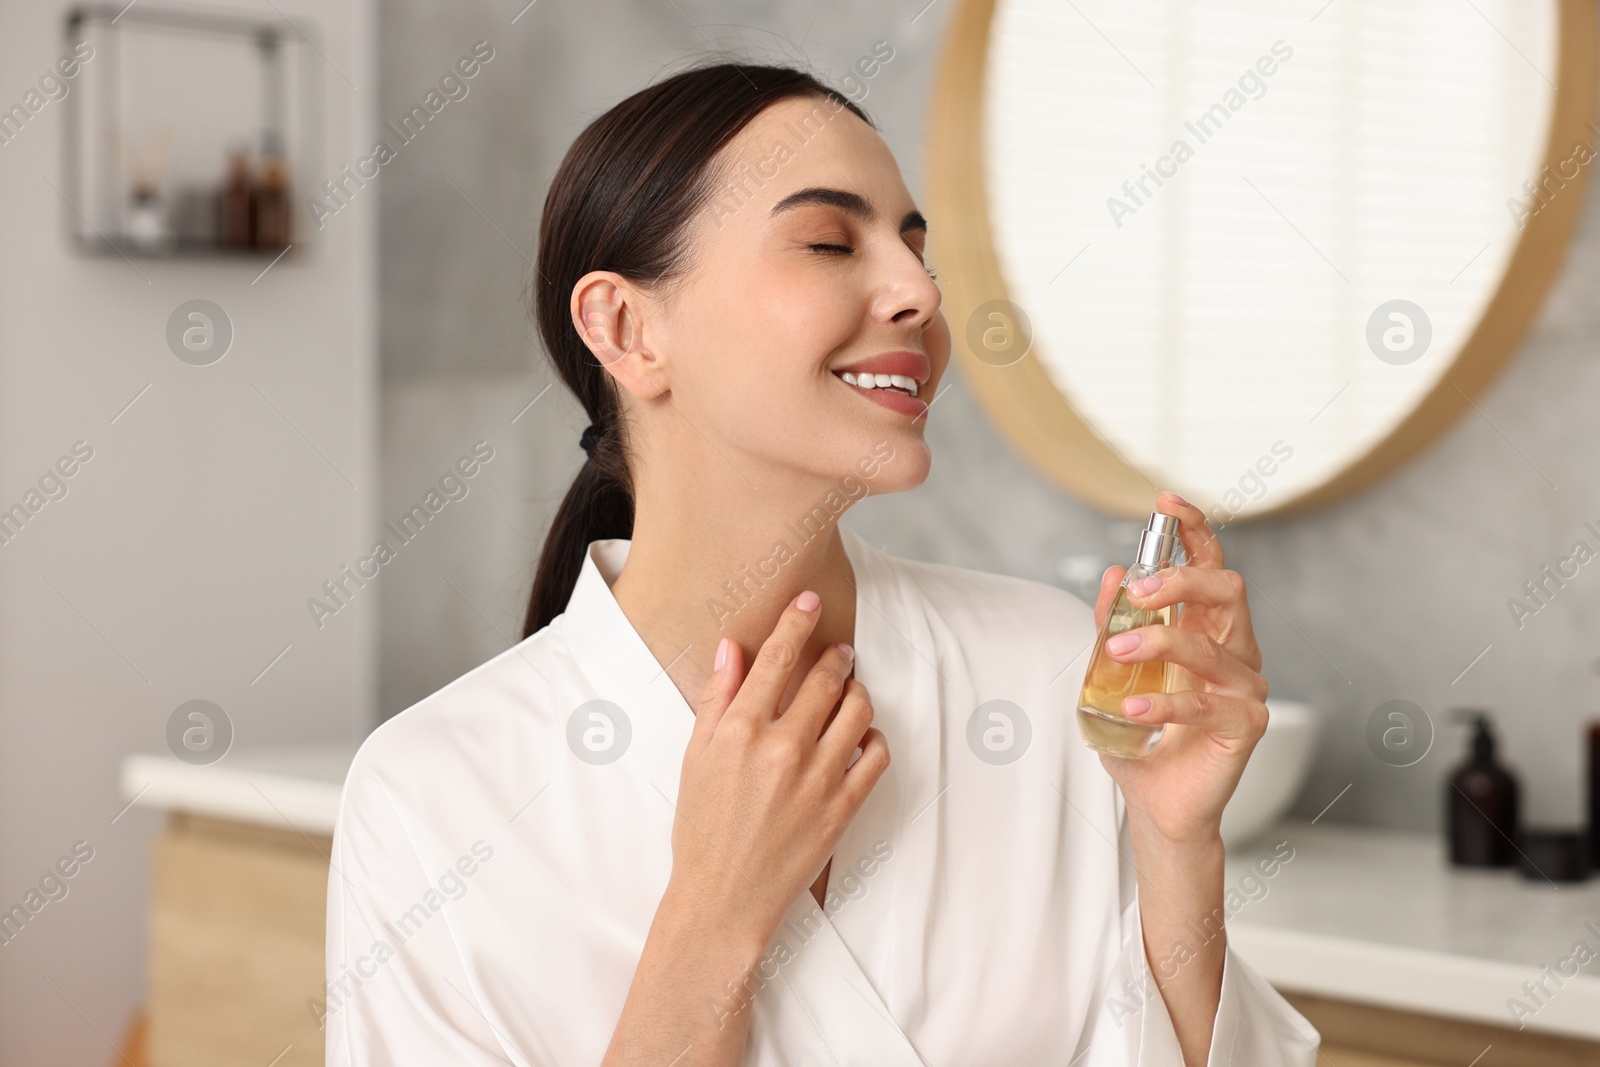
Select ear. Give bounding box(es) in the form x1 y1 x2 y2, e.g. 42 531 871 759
570 271 667 400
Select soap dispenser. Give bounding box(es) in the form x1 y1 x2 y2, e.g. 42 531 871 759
1446 710 1519 868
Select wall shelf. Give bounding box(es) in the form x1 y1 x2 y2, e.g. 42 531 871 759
62 3 323 260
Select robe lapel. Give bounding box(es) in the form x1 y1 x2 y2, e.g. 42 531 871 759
559 527 931 1066
823 523 943 1056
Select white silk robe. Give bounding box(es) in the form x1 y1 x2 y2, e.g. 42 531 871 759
325 522 1321 1065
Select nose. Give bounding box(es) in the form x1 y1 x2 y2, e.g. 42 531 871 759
874 247 942 331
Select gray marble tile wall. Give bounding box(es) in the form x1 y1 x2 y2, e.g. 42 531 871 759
376 0 1600 834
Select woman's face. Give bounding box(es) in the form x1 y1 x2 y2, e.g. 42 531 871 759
604 94 951 498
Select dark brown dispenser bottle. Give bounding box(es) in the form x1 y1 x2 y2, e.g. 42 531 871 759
254 131 291 249
1446 711 1519 867
1589 719 1600 866
218 147 255 247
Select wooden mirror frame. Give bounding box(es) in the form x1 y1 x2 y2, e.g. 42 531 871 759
925 0 1598 521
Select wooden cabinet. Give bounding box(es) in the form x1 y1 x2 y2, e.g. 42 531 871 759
147 813 331 1067
1288 991 1600 1067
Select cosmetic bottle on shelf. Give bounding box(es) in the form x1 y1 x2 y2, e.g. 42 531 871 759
126 180 172 253
1078 511 1180 759
254 130 290 249
1587 718 1599 866
218 145 255 248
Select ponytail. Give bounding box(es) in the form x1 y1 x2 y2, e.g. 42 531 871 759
521 418 632 637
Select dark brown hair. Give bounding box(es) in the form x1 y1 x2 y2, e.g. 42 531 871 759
520 61 875 638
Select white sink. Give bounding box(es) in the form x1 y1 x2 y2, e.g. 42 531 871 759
1221 698 1320 847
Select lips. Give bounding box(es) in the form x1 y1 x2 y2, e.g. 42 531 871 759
830 350 932 418
830 351 931 385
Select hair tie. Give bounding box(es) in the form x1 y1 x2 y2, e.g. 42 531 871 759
579 423 600 458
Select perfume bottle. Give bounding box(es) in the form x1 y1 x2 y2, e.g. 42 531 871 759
1078 511 1180 759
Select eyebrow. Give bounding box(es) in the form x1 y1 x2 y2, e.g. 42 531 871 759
769 186 927 234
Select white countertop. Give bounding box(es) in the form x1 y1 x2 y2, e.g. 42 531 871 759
1225 819 1600 1040
120 748 1600 1040
120 743 358 836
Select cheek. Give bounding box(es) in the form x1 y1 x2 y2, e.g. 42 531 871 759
694 254 848 364
926 311 953 383
739 282 859 391
677 296 825 437
758 268 859 350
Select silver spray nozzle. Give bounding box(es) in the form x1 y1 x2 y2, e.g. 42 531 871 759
1134 511 1179 569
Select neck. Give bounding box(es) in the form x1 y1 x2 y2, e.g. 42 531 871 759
609 472 859 715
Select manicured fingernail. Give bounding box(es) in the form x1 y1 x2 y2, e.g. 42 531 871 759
714 637 729 672
796 590 820 612
836 642 855 662
1106 632 1141 654
1165 491 1188 506
1130 576 1163 597
1123 696 1151 716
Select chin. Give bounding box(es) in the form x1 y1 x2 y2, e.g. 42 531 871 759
852 435 931 494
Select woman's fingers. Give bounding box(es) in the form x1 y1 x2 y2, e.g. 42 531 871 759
1155 490 1225 570
1124 562 1243 614
816 678 877 773
1122 688 1268 745
841 725 890 805
1121 557 1261 669
692 636 745 748
1126 565 1257 656
1107 622 1265 699
780 642 858 741
730 591 823 722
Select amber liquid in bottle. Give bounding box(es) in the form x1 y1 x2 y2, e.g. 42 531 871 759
1078 512 1179 759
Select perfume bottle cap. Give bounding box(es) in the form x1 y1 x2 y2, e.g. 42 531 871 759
1135 511 1179 569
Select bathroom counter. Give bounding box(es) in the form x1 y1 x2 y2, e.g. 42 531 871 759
121 743 361 1067
121 742 357 836
1225 818 1600 1040
120 749 1600 1054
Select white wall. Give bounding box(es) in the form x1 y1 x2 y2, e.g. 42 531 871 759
0 1 375 1061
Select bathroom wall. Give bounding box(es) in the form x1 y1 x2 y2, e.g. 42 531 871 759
0 1 376 1062
376 0 1600 836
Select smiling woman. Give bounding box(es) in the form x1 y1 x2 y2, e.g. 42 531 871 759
325 60 1319 1067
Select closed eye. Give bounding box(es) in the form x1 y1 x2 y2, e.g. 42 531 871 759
811 242 939 279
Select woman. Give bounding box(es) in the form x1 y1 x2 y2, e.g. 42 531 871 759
325 62 1320 1065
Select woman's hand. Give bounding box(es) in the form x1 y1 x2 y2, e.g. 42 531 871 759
1092 490 1269 847
670 591 891 945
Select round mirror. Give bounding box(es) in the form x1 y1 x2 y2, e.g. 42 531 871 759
927 0 1595 523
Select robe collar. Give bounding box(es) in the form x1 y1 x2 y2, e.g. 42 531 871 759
555 521 936 1066
556 521 908 807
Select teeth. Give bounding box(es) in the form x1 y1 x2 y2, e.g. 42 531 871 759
839 371 919 397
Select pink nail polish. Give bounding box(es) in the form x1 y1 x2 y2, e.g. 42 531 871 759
796 590 820 612
714 637 729 672
1106 632 1141 655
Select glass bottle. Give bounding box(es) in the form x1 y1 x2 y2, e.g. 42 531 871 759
218 146 255 248
254 130 291 249
1078 511 1180 759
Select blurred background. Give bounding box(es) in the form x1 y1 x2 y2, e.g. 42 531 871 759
2 0 1600 1064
